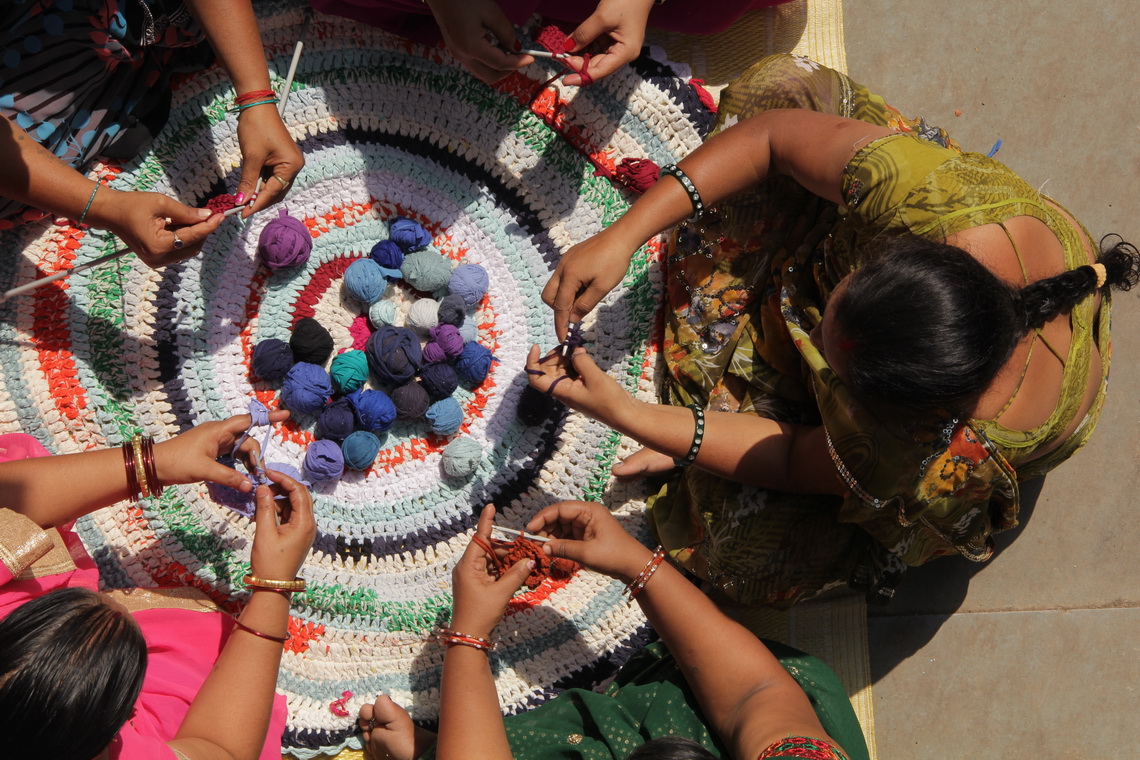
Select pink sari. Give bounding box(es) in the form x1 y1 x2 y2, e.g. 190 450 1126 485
0 434 287 760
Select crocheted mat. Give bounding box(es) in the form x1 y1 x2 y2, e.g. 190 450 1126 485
0 3 716 758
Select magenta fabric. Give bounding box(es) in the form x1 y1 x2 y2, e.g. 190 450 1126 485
0 434 288 760
310 0 792 45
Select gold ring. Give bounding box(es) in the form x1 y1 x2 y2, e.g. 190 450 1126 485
270 174 291 187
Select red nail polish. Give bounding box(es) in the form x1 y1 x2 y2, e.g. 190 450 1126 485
234 192 246 205
563 38 576 52
513 40 522 51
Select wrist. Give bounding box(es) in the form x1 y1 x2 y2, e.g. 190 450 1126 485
83 186 126 231
613 543 655 585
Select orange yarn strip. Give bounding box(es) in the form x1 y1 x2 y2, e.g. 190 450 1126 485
471 533 580 589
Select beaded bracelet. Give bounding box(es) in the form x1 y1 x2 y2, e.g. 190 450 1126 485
230 98 279 113
659 164 705 220
77 182 100 227
434 626 495 652
231 616 289 644
673 404 705 467
624 546 666 601
243 574 307 593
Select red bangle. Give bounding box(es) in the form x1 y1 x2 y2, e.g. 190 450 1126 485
624 547 666 601
231 616 289 644
234 88 276 104
140 436 164 498
433 626 495 652
121 441 140 502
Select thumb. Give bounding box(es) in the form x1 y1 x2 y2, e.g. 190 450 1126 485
568 347 605 381
502 557 535 590
204 460 255 492
566 14 607 53
252 484 278 534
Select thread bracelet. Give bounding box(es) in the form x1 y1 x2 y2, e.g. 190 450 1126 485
673 404 705 467
659 164 705 220
624 546 666 601
231 616 289 644
434 626 495 652
77 182 100 227
243 574 307 593
234 89 277 105
231 99 280 113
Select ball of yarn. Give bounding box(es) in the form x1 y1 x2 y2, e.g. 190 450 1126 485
349 388 397 433
448 264 489 307
266 461 308 486
369 299 398 328
281 362 332 416
458 320 478 343
428 324 464 359
437 293 466 327
258 207 312 270
304 439 345 481
419 362 459 400
400 250 452 292
406 298 439 334
389 217 432 252
343 258 387 304
390 382 430 420
426 397 464 435
455 342 495 385
348 314 373 351
517 384 558 426
370 239 405 270
366 326 422 386
329 349 370 394
441 436 482 478
290 318 334 366
251 338 294 381
316 397 356 441
341 430 382 470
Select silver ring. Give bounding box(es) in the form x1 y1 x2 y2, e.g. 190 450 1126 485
172 232 184 250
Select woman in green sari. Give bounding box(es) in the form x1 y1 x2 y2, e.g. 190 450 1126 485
528 54 1138 607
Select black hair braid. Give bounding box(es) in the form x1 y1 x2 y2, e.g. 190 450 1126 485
1020 235 1139 330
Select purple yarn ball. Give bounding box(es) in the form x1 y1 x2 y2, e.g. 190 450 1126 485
304 439 345 481
281 362 332 416
316 397 356 441
370 239 405 269
429 325 464 359
454 342 495 385
419 361 459 400
349 388 397 433
448 264 489 307
366 326 422 386
258 207 312 270
390 382 430 420
251 338 294 381
389 217 432 252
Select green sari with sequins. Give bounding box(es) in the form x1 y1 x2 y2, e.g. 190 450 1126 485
647 55 1110 607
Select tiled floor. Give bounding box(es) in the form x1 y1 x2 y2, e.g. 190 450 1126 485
843 1 1139 756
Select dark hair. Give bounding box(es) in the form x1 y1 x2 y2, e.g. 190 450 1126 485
0 587 148 760
832 234 1139 414
627 736 718 760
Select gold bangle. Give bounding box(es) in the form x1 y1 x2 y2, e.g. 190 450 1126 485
131 435 151 498
243 573 307 592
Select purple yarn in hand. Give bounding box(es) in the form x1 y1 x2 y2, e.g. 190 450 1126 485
251 338 294 381
419 362 459 400
258 207 312 270
436 293 466 327
290 317 335 366
448 264 489 307
281 362 332 416
304 439 345 481
349 388 397 433
390 382 430 420
366 326 422 386
454 342 495 385
316 397 356 441
389 217 432 252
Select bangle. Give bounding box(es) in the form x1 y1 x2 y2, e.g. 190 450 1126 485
234 89 277 105
130 435 151 499
659 164 704 220
77 182 100 227
433 626 495 652
672 404 705 467
230 98 279 113
243 574 307 593
231 616 289 644
139 436 164 498
624 546 666 601
122 440 141 502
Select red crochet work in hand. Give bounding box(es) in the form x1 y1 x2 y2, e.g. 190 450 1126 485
473 534 580 589
206 194 239 214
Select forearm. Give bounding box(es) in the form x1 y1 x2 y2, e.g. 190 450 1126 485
0 448 132 527
185 0 273 93
436 646 513 760
0 115 105 221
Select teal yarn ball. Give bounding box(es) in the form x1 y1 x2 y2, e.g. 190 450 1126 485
344 258 387 304
448 264 489 307
400 250 452 292
341 430 382 470
426 397 464 435
369 299 398 328
329 350 370 394
441 435 482 478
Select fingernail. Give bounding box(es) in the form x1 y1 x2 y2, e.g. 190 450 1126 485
197 208 211 219
527 560 536 569
563 39 575 52
234 192 246 205
512 40 522 52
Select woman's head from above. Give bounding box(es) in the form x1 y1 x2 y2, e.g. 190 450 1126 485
626 736 718 760
815 234 1139 416
0 587 147 760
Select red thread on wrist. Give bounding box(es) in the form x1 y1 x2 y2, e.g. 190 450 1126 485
235 89 277 104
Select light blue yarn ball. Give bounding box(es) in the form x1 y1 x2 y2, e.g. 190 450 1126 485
441 435 482 478
425 397 464 436
448 264 489 307
369 299 398 328
344 258 387 304
400 250 452 292
458 320 478 343
341 430 382 470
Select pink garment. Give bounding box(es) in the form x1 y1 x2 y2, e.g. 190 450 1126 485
311 0 792 45
0 434 288 760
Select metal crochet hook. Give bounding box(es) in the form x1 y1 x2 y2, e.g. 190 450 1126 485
492 526 552 543
517 48 570 60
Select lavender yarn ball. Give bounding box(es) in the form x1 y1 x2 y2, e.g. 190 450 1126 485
281 362 332 416
390 382 430 420
290 318 335 366
455 342 495 385
317 397 356 441
329 350 370 394
341 431 382 470
304 439 345 481
366 326 422 386
457 320 478 343
406 298 439 334
448 264 489 307
251 338 294 381
344 258 388 304
349 388 397 433
266 461 309 488
389 217 432 252
370 239 405 269
436 294 466 327
257 207 312 270
369 299 398 328
400 250 452 292
426 397 464 435
441 436 483 478
419 362 459 400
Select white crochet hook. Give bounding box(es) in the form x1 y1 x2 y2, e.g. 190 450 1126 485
492 526 552 543
517 48 570 60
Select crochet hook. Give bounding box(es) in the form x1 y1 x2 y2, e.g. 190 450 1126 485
517 48 570 60
492 526 552 543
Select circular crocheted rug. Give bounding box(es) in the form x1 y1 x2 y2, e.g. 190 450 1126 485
0 4 713 757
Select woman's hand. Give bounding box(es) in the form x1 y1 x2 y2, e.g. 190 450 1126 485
525 500 651 583
541 228 637 341
561 0 655 86
90 187 224 268
525 345 639 429
425 0 532 84
154 410 291 491
449 505 534 639
249 467 316 581
235 104 305 217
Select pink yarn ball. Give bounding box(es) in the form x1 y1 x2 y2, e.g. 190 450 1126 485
349 315 373 351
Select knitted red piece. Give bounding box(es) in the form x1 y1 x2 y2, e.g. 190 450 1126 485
614 158 660 193
533 25 593 87
689 79 719 114
206 194 239 214
473 534 581 589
